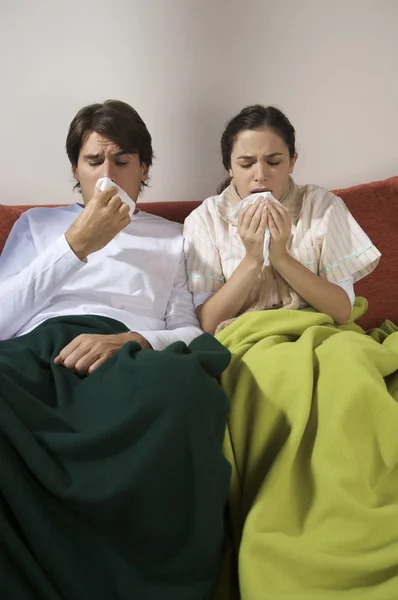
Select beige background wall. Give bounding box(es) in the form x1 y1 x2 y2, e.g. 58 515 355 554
0 0 397 205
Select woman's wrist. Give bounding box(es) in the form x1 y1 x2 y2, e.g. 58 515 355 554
243 254 264 272
269 248 290 271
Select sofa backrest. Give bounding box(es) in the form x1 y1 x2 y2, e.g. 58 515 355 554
1 176 397 330
332 176 398 329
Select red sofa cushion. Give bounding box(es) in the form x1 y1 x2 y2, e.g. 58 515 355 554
0 201 200 256
0 205 23 254
334 176 398 329
1 176 397 329
136 200 202 224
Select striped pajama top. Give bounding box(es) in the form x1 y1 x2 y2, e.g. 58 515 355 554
183 183 381 309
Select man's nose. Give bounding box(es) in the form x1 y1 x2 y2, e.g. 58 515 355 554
102 159 116 181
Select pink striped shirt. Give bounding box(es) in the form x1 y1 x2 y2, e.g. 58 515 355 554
183 183 381 307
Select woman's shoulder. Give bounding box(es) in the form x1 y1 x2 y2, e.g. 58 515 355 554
184 193 224 227
301 183 339 203
300 183 344 218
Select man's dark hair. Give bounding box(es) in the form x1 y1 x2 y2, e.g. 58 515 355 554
66 99 153 192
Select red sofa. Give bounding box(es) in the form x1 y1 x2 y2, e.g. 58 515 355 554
1 176 397 330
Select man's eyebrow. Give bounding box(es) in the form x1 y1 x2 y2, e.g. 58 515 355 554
83 153 101 160
83 150 128 160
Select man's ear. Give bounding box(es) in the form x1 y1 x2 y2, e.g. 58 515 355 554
73 165 79 183
141 162 149 182
289 153 298 174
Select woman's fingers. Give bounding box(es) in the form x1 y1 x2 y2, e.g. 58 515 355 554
267 200 291 229
239 199 261 229
268 204 284 233
248 202 266 233
240 199 268 233
257 206 268 235
268 211 279 239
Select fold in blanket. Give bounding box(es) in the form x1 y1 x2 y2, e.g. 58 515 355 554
217 299 398 600
0 315 231 600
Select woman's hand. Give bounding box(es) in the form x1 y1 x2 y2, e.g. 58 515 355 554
268 200 292 266
238 199 268 265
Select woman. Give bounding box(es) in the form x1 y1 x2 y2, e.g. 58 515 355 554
184 105 380 334
183 107 398 600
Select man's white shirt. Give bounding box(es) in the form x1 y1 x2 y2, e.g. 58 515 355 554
0 204 202 349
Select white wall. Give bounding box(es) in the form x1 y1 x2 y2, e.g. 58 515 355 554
0 0 397 205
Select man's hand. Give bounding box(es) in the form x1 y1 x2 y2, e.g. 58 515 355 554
54 332 152 374
65 186 131 260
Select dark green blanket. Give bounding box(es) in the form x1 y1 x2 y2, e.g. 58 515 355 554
0 316 231 600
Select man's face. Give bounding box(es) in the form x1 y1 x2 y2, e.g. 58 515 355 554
74 131 148 204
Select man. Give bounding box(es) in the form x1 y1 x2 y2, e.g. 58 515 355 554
1 100 202 360
0 101 231 600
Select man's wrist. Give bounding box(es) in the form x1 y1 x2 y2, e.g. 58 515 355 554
65 231 89 262
124 332 152 349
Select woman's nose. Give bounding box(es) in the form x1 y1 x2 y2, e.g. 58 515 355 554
254 162 268 182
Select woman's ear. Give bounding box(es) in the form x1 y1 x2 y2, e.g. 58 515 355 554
289 153 298 174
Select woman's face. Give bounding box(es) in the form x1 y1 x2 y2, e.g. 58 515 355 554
229 127 297 200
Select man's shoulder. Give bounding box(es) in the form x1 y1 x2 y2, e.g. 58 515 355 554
134 211 183 234
22 204 82 223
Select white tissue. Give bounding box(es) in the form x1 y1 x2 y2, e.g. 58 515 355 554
96 177 136 218
229 191 279 221
230 191 283 264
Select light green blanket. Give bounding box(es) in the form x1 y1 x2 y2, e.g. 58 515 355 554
217 299 398 599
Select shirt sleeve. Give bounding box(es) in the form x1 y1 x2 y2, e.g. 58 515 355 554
183 210 225 293
335 276 355 307
133 249 203 351
193 291 215 309
315 195 381 284
0 213 85 340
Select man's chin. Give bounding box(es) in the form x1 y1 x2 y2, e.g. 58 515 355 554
78 188 95 205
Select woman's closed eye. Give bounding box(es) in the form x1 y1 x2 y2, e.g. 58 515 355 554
240 161 281 169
